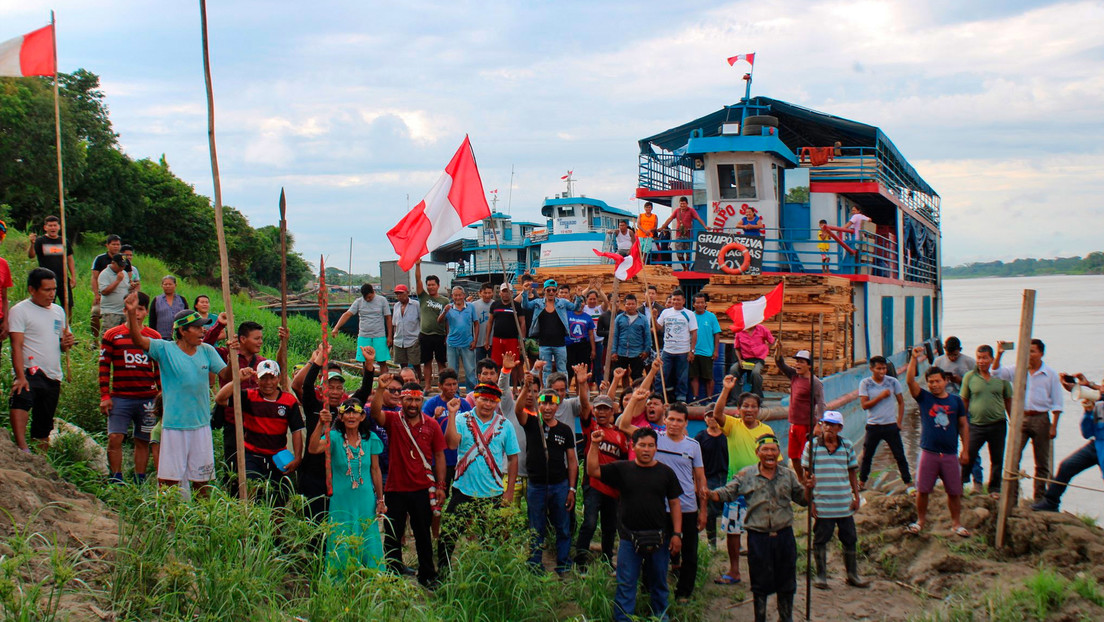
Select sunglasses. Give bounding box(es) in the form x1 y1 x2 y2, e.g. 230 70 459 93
386 387 401 394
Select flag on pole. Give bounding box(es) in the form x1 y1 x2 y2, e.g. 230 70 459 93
726 53 755 68
387 136 491 270
0 25 55 77
560 170 573 181
593 236 643 281
725 281 784 331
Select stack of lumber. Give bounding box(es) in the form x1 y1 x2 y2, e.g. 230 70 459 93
533 265 680 297
700 274 855 392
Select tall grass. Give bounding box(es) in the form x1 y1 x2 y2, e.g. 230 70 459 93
0 508 92 622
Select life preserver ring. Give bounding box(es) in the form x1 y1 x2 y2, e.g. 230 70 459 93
719 242 752 275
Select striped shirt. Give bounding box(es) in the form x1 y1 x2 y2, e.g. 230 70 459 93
801 437 858 518
232 389 305 456
99 324 162 399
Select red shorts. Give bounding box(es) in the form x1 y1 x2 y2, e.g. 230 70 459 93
491 337 520 367
788 424 811 461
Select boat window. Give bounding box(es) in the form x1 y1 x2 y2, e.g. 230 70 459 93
718 163 757 200
559 206 575 217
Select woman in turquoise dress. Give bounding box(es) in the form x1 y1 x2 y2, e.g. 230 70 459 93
308 398 386 573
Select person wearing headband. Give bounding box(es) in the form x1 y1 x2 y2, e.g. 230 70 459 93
708 432 808 622
574 393 632 568
365 371 445 587
123 292 231 494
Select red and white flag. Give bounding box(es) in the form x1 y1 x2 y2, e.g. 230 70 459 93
0 25 55 77
726 53 755 68
725 281 784 331
387 136 491 270
560 170 573 181
593 236 643 281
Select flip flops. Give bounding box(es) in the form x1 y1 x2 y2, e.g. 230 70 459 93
714 573 742 585
906 522 923 535
951 525 971 538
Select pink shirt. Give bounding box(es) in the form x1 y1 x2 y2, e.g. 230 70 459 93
734 324 775 360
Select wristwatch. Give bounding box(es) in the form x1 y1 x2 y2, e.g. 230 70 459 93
568 487 576 493
671 532 683 539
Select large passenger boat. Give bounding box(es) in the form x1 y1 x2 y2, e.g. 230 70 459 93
432 92 943 444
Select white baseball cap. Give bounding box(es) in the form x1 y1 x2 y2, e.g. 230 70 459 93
822 410 844 425
256 360 281 378
795 350 812 361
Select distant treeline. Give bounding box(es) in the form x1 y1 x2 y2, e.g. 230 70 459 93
943 252 1104 279
0 70 312 291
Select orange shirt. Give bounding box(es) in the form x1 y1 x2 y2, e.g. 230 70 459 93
637 213 657 238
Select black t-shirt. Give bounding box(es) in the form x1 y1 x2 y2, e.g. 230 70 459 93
694 429 729 481
490 300 525 339
33 236 74 283
92 253 112 273
597 310 612 342
600 460 682 538
522 416 574 484
537 309 566 347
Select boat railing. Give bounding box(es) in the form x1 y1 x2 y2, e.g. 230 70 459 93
637 152 693 194
803 145 941 225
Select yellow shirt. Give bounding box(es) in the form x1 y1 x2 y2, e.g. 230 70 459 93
723 416 773 479
817 230 831 252
637 213 657 238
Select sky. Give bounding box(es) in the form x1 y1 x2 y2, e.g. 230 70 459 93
3 0 1102 271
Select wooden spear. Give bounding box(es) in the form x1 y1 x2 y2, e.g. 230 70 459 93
199 0 246 500
277 188 289 391
48 11 71 379
318 256 333 497
636 265 668 403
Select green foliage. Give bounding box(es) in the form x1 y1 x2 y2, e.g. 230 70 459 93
1071 573 1104 607
784 185 810 204
1023 568 1069 619
1 70 314 291
0 509 89 622
943 252 1104 279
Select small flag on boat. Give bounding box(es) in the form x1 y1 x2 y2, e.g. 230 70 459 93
726 53 755 68
593 236 643 281
560 170 573 181
725 281 784 331
387 135 492 271
0 24 55 77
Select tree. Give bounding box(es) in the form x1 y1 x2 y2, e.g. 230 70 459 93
247 226 312 291
785 186 810 204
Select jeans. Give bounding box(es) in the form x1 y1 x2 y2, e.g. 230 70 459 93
614 537 671 622
538 346 568 384
859 423 913 484
592 341 605 386
527 480 572 572
575 483 618 564
661 351 689 402
962 420 1006 494
446 345 477 390
475 346 489 364
673 511 700 599
1043 442 1099 508
384 489 437 586
728 359 765 400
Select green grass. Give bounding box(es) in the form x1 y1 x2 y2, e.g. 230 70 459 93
908 568 1104 622
0 507 93 622
1023 568 1069 620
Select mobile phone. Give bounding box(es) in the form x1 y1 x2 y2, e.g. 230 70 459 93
923 343 935 363
1000 341 1014 351
1061 374 1076 384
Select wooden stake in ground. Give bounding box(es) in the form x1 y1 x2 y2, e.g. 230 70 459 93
996 289 1036 548
48 12 71 379
804 316 819 621
277 188 289 391
199 0 246 501
636 265 668 403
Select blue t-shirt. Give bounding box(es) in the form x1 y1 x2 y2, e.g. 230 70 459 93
147 340 227 430
739 215 762 237
444 304 476 348
566 311 595 346
423 394 473 467
453 412 520 498
858 375 903 425
916 389 966 455
693 311 721 357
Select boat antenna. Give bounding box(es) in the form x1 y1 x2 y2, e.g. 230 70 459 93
562 169 575 198
507 164 515 214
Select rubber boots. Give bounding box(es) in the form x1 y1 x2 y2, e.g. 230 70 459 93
753 593 769 622
777 591 795 622
844 548 870 588
813 544 830 589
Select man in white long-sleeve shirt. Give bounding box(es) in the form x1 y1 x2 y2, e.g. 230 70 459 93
992 338 1064 502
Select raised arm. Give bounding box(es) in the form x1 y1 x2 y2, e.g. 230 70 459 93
352 347 377 404
415 260 425 296
124 293 151 352
369 371 393 427
616 385 649 435
307 408 332 454
906 346 923 398
444 398 463 450
715 375 737 425
573 363 591 414
586 428 604 479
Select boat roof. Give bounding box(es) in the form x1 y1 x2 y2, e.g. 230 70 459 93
637 96 937 198
541 196 634 218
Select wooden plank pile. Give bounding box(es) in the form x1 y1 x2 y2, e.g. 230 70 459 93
700 274 855 392
532 265 680 297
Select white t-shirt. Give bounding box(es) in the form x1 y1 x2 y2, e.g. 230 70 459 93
657 307 697 354
8 299 67 381
97 266 128 314
615 230 634 251
470 298 494 348
582 304 604 343
848 213 871 237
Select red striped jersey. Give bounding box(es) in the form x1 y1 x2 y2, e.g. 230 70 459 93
99 325 161 399
234 389 305 456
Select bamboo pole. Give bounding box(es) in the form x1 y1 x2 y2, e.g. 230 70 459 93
996 289 1036 548
636 266 668 403
199 0 246 500
318 257 333 496
602 279 621 385
277 188 289 391
49 12 71 379
489 225 529 376
805 318 818 621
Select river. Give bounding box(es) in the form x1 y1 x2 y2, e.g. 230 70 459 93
940 275 1104 520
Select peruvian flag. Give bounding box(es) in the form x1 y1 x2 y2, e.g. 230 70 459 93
0 25 55 77
593 236 643 281
560 170 573 181
387 136 491 270
726 53 755 68
725 281 784 331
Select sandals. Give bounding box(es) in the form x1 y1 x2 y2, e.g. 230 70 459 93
951 525 971 538
714 573 742 585
906 522 923 535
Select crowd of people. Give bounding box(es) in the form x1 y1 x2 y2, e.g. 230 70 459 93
5 217 1103 622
